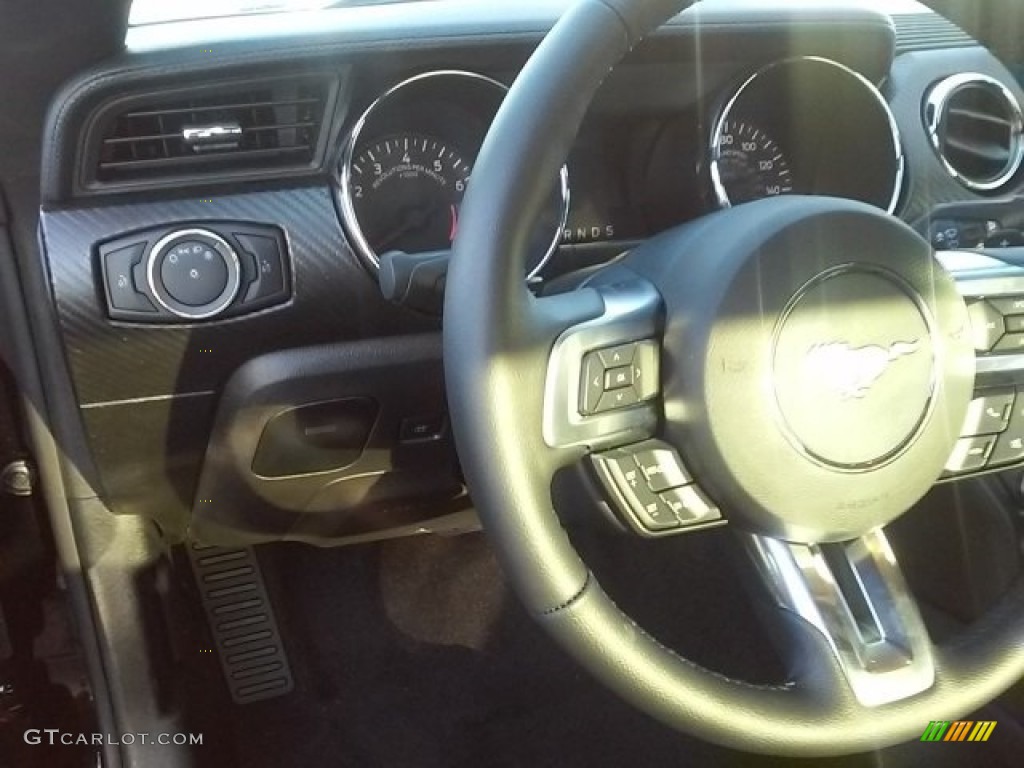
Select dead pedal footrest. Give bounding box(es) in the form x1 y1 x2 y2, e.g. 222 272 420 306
188 543 294 704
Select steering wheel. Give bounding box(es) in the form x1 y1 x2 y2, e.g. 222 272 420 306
444 0 1024 757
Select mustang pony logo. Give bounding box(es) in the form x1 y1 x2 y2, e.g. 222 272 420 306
805 340 921 400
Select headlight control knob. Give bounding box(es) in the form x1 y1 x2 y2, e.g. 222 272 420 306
146 228 241 320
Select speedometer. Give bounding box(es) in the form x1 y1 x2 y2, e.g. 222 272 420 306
711 120 794 206
348 133 470 256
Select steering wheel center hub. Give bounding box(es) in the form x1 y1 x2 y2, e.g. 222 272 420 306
772 267 937 470
639 198 974 542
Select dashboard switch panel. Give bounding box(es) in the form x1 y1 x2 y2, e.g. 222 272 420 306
149 228 241 319
99 222 291 323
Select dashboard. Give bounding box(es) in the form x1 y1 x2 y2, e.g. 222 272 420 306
29 0 1024 545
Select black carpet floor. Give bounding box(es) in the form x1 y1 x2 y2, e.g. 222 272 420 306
179 527 1013 768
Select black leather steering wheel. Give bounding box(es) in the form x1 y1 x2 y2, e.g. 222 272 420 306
444 0 1024 756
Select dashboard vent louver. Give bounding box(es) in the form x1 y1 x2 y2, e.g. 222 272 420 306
925 73 1024 192
92 76 334 185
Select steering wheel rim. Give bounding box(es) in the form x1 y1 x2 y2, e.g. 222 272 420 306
444 0 1024 756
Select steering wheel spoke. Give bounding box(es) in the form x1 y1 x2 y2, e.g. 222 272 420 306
746 528 935 708
541 274 664 452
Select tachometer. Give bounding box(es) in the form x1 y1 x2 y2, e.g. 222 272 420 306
337 70 570 281
711 120 794 206
348 133 470 256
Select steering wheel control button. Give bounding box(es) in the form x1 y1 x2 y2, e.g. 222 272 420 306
578 339 661 416
631 340 660 401
148 229 241 320
633 445 692 493
945 436 995 474
101 242 157 316
590 442 718 536
985 394 1024 467
596 387 639 413
579 352 606 415
660 486 722 524
591 451 676 532
966 300 1005 352
993 333 1024 353
597 452 679 531
990 431 1024 467
604 365 633 390
597 343 637 368
989 296 1024 315
960 391 1015 436
627 484 680 530
772 268 936 470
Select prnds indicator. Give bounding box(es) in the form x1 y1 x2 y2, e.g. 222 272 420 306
563 223 617 244
712 120 794 206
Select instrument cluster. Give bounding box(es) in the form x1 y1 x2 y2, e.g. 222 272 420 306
337 57 905 279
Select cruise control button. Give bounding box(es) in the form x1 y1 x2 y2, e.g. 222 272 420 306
989 432 1024 467
596 386 639 413
961 390 1015 436
628 486 681 530
989 296 1024 316
988 393 1024 467
600 453 679 531
660 485 722 523
994 333 1024 353
597 343 637 368
966 300 1005 352
633 445 691 492
945 436 995 474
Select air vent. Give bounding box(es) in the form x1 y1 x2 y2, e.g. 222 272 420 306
925 73 1024 192
89 76 336 187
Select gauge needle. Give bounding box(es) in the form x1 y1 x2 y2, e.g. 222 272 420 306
448 204 459 242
